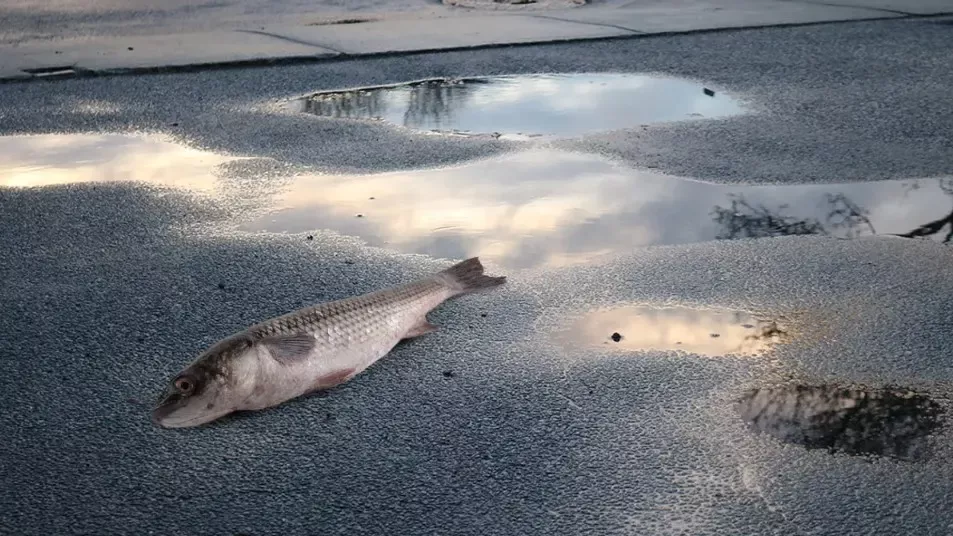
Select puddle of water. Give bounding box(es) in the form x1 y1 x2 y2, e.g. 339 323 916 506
6 135 953 270
0 134 234 190
738 385 944 461
245 150 953 268
559 306 785 356
292 73 745 137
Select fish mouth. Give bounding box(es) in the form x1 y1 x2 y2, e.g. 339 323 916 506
151 396 231 429
151 397 201 429
151 399 184 428
152 411 208 428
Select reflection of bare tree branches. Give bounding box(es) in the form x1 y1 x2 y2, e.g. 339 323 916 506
713 181 953 245
711 193 876 241
711 195 827 240
899 214 953 242
402 79 478 130
941 178 953 197
303 89 386 120
898 178 953 243
300 78 482 132
824 193 876 237
738 385 944 461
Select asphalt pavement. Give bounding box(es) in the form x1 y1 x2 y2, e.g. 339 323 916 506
2 16 953 536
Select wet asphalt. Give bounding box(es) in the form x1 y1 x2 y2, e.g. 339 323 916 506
2 17 953 536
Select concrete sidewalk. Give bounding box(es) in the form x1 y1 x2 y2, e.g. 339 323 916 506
1 0 949 82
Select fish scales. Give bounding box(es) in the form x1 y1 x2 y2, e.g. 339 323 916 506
151 257 505 428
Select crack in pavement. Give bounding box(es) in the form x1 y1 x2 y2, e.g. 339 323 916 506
776 0 914 16
236 29 348 54
528 13 644 34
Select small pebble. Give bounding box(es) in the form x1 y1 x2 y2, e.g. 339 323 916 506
128 47 134 51
217 283 226 290
442 370 455 378
356 214 363 218
480 313 487 318
710 333 720 338
610 332 622 342
369 197 375 200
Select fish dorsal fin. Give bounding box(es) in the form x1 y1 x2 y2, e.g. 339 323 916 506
260 334 316 364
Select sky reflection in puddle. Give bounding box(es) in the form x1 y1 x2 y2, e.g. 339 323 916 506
0 133 234 190
292 73 745 137
558 305 785 356
247 150 953 268
4 134 953 270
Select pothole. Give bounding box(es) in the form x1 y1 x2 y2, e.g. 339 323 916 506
291 73 745 137
738 385 945 461
556 305 787 357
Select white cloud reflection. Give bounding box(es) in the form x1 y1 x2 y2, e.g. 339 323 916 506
3 133 952 271
558 305 784 357
0 133 235 190
298 73 746 136
249 149 953 268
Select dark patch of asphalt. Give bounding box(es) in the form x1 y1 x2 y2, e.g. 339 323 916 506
1 18 953 536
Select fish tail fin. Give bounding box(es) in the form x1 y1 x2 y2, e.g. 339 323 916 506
437 257 506 296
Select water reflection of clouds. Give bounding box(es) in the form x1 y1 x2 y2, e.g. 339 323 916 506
0 133 234 190
560 305 783 357
248 149 953 268
4 133 953 271
297 73 746 136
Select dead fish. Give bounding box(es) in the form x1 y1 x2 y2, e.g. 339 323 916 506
152 257 505 428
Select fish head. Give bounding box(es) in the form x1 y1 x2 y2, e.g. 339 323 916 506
152 336 256 429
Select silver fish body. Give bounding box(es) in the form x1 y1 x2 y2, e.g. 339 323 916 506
152 257 505 428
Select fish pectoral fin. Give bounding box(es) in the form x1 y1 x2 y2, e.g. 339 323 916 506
312 367 357 390
260 334 316 364
404 319 438 339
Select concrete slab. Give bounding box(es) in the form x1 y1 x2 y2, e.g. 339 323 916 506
0 0 929 82
538 0 902 34
1 31 337 79
793 0 953 15
261 14 637 55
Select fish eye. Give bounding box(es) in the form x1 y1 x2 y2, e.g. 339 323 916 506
174 377 194 394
